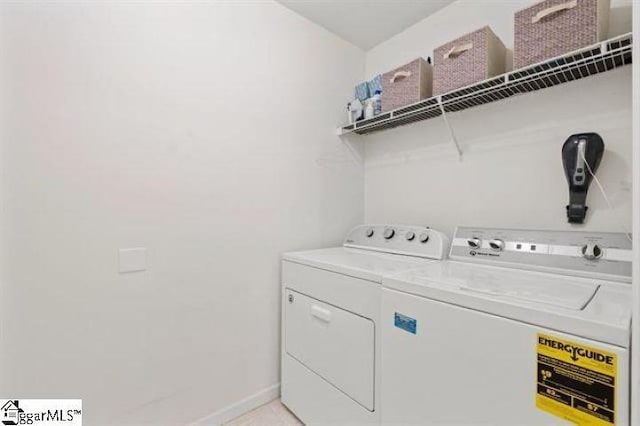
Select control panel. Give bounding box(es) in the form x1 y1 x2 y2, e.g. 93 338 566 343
343 224 449 260
450 227 632 282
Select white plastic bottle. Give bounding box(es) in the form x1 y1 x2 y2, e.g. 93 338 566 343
372 90 381 115
364 100 374 119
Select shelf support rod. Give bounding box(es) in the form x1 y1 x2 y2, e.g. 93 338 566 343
437 96 463 159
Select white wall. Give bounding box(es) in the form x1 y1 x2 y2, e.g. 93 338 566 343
362 0 633 236
0 2 364 424
631 2 639 424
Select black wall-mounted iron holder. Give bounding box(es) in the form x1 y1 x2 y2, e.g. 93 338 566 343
561 133 604 224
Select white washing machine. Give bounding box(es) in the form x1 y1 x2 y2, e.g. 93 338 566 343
281 224 449 425
381 227 632 426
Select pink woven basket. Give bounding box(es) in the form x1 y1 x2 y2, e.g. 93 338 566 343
433 26 506 96
381 58 432 112
514 0 610 69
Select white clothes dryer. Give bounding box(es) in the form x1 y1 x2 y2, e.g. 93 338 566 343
281 224 449 424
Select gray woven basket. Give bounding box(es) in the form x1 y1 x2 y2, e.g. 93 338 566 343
514 0 610 69
433 26 506 96
381 58 432 112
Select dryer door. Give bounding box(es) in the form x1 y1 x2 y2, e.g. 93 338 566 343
285 289 375 411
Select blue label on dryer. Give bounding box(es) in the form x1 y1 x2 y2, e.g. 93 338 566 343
394 312 416 334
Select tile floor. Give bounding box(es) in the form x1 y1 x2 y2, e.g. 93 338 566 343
225 399 303 426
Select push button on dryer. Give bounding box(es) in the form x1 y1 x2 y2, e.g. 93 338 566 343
383 228 395 239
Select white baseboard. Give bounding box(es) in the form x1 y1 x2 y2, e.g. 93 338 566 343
192 383 280 426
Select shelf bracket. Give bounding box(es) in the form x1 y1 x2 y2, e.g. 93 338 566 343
437 96 463 159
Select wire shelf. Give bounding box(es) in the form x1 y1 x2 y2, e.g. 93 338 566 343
338 33 632 136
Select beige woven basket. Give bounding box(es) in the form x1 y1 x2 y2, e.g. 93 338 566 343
381 58 432 112
433 26 506 96
514 0 610 69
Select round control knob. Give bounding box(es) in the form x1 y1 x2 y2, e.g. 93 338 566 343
405 231 416 241
467 238 481 249
419 232 430 243
365 227 374 238
383 228 395 240
489 239 505 251
582 243 603 260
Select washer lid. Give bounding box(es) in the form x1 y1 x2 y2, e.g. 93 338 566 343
383 261 632 347
442 262 599 310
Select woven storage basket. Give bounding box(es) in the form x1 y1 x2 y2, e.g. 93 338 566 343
433 26 506 96
381 58 432 112
514 0 610 69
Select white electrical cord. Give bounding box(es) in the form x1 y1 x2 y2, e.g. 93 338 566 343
581 150 633 242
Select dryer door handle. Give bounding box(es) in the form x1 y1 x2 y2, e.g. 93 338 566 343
311 305 332 323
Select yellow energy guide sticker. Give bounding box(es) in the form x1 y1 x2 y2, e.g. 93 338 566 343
537 333 616 425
